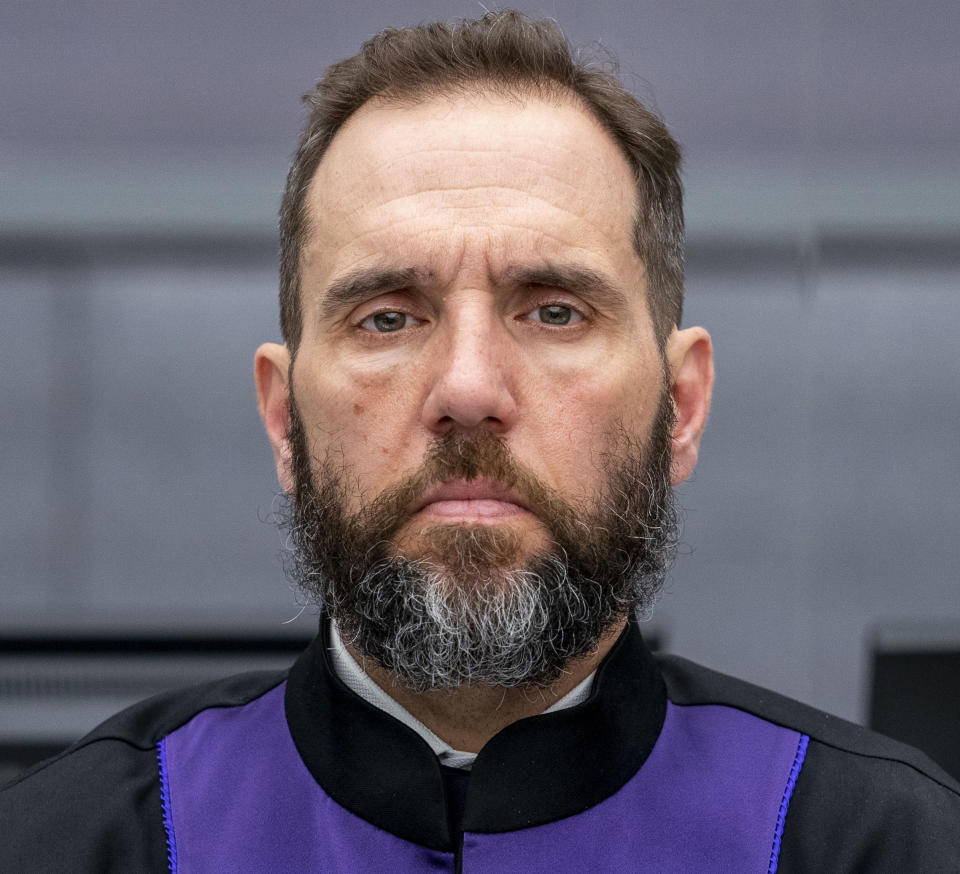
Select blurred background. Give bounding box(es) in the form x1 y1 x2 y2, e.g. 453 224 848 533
2 0 958 781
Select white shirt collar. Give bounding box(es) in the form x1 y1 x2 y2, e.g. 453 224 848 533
328 621 595 771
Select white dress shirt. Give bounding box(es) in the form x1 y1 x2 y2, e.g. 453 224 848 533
328 622 595 770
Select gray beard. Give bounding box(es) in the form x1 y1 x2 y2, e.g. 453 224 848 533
327 552 602 690
279 391 678 692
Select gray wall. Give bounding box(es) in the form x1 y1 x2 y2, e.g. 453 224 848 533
2 0 959 725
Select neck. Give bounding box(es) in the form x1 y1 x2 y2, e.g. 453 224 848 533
345 619 626 753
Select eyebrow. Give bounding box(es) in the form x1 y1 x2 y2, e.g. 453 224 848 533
318 262 631 319
499 264 631 314
319 267 429 319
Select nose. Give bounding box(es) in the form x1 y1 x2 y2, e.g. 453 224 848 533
420 300 519 435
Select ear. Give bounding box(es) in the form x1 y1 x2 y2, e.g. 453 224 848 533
665 326 714 485
254 342 294 494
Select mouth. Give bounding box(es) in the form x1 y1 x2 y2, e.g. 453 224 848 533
412 478 530 522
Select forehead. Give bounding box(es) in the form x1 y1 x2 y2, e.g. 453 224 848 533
301 89 641 290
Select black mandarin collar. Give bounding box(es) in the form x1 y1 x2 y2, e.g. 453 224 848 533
285 618 667 851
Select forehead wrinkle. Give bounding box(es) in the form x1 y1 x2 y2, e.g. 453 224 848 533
342 187 606 231
313 115 636 230
325 223 616 281
305 95 640 287
363 144 563 174
321 175 616 235
323 193 635 265
356 145 612 196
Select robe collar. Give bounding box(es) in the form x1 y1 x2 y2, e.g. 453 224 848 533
285 616 666 851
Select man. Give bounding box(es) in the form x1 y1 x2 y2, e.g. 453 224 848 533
2 11 958 872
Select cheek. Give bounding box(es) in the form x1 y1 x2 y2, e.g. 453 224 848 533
525 355 662 485
295 358 422 489
540 349 660 430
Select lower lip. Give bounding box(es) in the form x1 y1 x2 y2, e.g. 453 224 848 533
418 499 526 520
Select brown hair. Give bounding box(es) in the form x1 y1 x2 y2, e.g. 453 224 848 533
279 10 684 351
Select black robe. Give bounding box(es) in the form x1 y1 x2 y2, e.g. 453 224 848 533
2 620 958 871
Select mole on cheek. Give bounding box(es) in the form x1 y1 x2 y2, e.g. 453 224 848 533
352 403 365 415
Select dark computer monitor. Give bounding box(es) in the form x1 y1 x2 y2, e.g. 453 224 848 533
0 632 312 784
868 625 960 781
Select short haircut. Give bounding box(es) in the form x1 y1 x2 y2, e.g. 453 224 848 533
279 10 684 352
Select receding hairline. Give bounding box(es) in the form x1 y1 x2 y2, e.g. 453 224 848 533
279 11 685 353
319 78 631 157
298 79 643 272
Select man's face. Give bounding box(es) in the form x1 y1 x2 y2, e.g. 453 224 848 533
258 90 709 688
293 91 666 559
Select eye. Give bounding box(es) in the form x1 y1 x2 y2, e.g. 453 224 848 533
524 304 583 326
359 311 417 333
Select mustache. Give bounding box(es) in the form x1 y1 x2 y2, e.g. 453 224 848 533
337 430 577 543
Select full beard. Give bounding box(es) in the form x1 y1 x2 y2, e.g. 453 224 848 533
279 391 679 692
